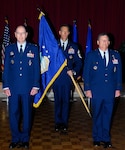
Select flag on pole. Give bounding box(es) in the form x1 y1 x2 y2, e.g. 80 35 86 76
1 17 10 71
72 20 78 43
33 12 67 108
85 21 92 55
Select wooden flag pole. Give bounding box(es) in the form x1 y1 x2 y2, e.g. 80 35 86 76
70 75 91 117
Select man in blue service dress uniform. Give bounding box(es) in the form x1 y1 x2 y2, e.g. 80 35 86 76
83 33 122 148
2 26 40 149
53 25 82 132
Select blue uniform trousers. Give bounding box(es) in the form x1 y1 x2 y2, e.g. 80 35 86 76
53 84 71 125
53 69 72 126
91 96 114 142
9 93 33 143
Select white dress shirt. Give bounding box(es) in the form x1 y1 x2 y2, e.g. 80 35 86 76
60 39 68 50
99 49 109 66
17 41 26 52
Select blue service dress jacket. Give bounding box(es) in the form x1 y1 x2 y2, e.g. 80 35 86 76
83 49 122 96
2 43 40 94
57 40 83 83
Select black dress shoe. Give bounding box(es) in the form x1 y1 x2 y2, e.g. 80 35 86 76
61 125 68 134
62 126 67 131
93 141 100 147
16 142 23 148
22 142 29 149
9 142 19 149
55 124 61 131
103 142 112 148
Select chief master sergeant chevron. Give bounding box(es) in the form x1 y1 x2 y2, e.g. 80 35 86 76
2 25 40 149
83 33 122 148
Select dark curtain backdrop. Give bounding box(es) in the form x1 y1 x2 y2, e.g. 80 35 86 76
0 0 125 50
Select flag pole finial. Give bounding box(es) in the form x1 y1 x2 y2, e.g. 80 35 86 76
37 7 41 12
88 19 91 26
73 20 76 23
24 18 28 26
5 16 8 20
37 8 45 19
4 16 9 24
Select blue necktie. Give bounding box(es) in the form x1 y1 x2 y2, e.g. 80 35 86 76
20 45 23 55
103 52 106 66
62 42 64 50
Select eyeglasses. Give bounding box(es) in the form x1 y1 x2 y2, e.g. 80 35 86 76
16 32 26 35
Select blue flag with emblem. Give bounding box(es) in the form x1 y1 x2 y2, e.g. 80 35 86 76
72 20 78 43
33 12 67 108
85 22 92 55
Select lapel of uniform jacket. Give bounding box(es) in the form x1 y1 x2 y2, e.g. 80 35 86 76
96 49 104 65
66 40 70 51
13 43 21 59
108 49 114 68
15 43 19 53
24 42 29 54
58 40 61 48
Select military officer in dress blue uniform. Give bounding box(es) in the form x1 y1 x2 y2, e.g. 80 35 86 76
83 33 122 148
2 26 40 149
53 25 82 132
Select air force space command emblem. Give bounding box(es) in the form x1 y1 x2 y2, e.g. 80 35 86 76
40 55 50 74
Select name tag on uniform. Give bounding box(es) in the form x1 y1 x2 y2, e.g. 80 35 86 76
27 52 34 58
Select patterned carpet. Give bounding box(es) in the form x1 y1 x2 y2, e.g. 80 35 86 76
0 90 125 150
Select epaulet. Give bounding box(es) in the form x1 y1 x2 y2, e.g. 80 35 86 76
91 49 97 53
110 49 118 53
114 50 118 53
6 43 14 48
9 43 14 46
33 44 38 47
28 43 38 47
